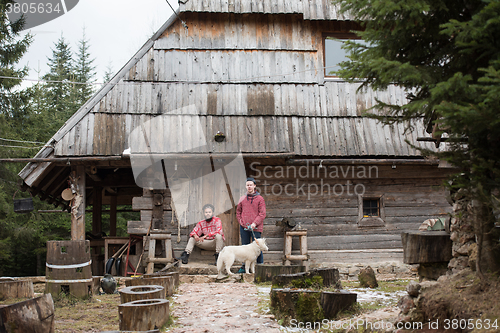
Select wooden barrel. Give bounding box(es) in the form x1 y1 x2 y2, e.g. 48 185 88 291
0 280 34 300
45 240 92 298
119 299 169 331
125 276 173 297
120 285 164 303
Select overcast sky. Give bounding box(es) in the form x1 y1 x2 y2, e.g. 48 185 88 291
18 0 178 87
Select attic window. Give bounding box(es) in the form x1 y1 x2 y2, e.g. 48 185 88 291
323 33 364 77
358 195 385 227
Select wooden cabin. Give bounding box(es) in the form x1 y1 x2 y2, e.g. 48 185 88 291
19 0 453 274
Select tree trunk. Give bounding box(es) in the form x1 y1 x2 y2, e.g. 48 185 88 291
0 294 55 333
125 276 173 297
120 285 164 303
475 200 500 276
0 280 34 300
145 271 180 288
254 264 306 283
118 299 169 331
401 231 452 264
321 291 357 319
270 288 323 325
271 268 342 290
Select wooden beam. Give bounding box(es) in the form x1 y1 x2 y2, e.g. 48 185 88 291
0 156 126 164
287 158 440 165
71 166 86 241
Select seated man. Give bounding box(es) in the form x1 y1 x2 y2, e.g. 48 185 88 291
179 204 225 264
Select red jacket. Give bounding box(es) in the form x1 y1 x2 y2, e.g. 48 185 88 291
236 192 266 233
189 217 225 241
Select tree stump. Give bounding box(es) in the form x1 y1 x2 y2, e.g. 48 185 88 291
270 289 323 325
144 271 179 288
118 299 169 331
401 231 452 264
272 268 342 290
0 294 55 333
120 285 164 303
125 276 173 297
0 280 34 300
254 264 306 283
321 291 357 319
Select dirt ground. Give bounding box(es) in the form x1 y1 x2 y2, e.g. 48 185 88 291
167 282 281 333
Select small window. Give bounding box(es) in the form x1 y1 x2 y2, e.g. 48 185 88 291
363 199 380 217
323 33 365 77
358 195 385 227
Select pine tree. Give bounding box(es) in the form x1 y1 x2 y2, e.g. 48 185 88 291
74 27 96 105
43 35 76 124
335 0 500 274
102 62 114 85
0 0 32 132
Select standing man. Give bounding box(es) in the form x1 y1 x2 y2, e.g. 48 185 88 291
179 204 225 265
236 177 266 273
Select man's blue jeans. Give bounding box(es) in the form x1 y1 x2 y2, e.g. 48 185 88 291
240 225 264 264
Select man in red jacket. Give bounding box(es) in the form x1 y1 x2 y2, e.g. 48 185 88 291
179 204 225 265
236 177 266 273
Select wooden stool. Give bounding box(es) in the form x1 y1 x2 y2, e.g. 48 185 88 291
146 232 173 274
283 230 309 270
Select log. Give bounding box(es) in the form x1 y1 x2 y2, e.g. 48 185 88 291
0 280 34 300
272 268 342 290
120 285 164 303
254 264 306 283
321 291 357 319
270 288 323 325
125 276 173 297
0 294 55 333
118 299 169 331
401 231 452 264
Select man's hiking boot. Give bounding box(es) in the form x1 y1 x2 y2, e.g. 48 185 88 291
180 251 189 264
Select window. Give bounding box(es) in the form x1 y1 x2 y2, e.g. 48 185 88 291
363 199 380 217
323 33 365 77
358 195 385 227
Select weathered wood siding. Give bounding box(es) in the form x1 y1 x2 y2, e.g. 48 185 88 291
258 164 451 251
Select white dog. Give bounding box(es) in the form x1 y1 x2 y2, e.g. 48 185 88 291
217 238 268 277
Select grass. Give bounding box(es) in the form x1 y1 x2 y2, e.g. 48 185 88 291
53 293 121 332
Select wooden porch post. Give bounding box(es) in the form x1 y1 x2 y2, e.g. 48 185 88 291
71 165 86 241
